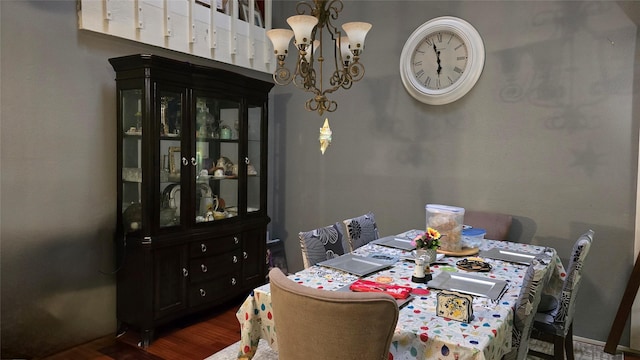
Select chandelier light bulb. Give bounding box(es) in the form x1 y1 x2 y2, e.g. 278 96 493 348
287 15 318 47
337 36 352 64
342 22 372 54
266 29 294 56
304 40 321 62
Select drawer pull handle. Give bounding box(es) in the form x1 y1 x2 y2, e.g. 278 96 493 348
182 157 189 166
201 243 207 253
243 251 248 259
231 278 237 285
201 264 208 273
234 236 239 244
183 268 188 277
191 157 197 166
200 288 206 297
233 255 238 263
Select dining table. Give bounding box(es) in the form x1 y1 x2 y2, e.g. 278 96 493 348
235 231 566 360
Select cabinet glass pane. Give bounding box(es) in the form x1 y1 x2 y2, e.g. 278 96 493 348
122 89 143 232
159 91 182 229
247 105 262 214
194 96 239 223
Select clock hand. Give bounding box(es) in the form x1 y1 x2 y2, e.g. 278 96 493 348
433 43 442 76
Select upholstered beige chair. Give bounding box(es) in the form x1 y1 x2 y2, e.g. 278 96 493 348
528 230 594 360
342 212 380 251
268 268 399 360
464 210 513 241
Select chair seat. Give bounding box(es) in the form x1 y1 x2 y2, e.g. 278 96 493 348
533 313 565 336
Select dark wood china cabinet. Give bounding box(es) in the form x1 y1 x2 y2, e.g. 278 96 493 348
109 54 273 346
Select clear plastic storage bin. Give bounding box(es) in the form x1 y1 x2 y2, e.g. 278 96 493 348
426 204 465 252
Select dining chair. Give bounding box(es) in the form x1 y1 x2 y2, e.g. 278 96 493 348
298 222 348 269
504 253 553 360
528 229 595 360
268 267 399 360
464 210 513 241
342 212 380 252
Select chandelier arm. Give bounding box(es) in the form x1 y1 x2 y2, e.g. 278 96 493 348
269 0 368 116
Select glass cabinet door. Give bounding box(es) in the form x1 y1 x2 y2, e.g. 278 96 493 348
193 95 240 224
246 105 262 214
122 89 143 232
159 90 183 229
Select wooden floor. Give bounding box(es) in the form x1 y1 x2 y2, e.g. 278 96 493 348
37 298 243 360
35 295 640 360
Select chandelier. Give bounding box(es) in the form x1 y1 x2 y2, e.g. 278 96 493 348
266 0 372 116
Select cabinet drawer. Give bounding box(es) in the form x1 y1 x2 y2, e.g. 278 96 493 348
188 273 241 307
189 249 242 283
190 235 240 258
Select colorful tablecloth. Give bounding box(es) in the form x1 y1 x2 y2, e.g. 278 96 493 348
236 238 565 360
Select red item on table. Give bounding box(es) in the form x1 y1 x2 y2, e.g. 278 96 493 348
349 279 413 299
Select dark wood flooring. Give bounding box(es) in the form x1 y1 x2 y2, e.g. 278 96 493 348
34 295 640 360
36 298 243 360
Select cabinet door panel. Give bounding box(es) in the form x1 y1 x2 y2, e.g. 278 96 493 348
193 95 241 224
246 105 263 215
242 228 267 286
158 88 184 230
154 246 188 319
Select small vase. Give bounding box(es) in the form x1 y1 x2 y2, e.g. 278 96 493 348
416 248 438 265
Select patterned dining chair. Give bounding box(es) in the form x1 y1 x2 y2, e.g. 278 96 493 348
504 252 553 360
269 267 399 360
342 212 380 252
464 210 513 241
528 229 594 360
298 222 348 269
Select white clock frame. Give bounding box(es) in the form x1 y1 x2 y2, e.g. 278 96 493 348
399 16 485 105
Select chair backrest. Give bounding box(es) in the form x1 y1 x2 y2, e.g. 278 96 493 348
508 253 554 360
342 212 380 251
550 229 594 332
463 210 513 241
269 268 399 360
298 223 348 268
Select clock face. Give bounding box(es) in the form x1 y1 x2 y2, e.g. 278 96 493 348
410 31 468 91
400 17 485 105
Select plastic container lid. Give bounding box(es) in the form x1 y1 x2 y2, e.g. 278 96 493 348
462 228 486 237
425 204 465 213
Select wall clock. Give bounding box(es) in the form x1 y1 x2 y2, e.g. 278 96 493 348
399 16 485 105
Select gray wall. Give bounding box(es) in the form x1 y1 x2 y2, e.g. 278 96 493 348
270 0 639 346
0 0 638 358
0 0 271 357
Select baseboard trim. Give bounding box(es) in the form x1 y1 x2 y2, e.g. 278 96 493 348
573 336 640 355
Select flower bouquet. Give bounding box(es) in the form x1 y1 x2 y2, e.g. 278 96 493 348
411 227 442 250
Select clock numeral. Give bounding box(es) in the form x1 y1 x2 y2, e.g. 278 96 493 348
448 76 454 84
425 76 431 87
425 38 433 46
447 34 454 44
415 69 425 79
436 32 442 43
453 66 463 74
414 60 423 67
454 43 464 51
435 78 441 89
456 56 467 61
